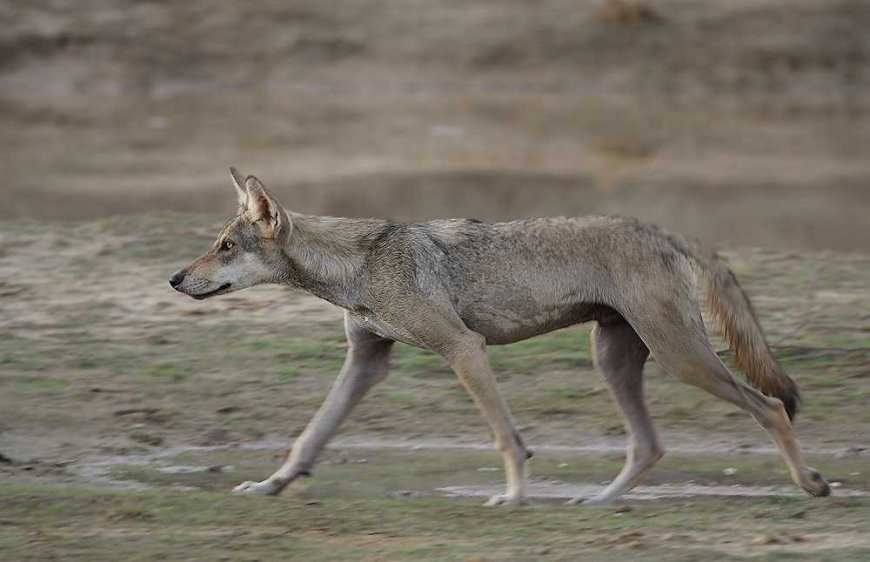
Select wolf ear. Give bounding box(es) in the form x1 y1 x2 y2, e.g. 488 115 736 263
245 175 289 240
229 167 247 208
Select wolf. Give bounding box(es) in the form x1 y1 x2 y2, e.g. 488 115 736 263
169 168 830 505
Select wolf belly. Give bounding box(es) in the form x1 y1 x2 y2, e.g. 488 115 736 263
459 301 621 345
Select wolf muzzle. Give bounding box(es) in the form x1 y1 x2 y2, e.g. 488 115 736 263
169 270 186 289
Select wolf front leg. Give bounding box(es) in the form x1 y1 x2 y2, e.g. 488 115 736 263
233 314 393 496
441 332 532 506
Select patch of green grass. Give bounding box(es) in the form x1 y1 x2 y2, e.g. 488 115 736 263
388 327 594 380
277 366 302 381
394 347 450 376
129 431 165 447
489 327 593 374
549 386 606 400
148 363 187 379
247 337 347 374
107 500 153 521
13 376 69 389
247 339 289 353
387 392 417 406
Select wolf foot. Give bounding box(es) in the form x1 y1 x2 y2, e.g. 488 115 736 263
232 479 282 496
801 467 831 497
565 495 616 506
484 494 527 506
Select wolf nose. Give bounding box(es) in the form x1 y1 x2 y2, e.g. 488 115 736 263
169 271 186 289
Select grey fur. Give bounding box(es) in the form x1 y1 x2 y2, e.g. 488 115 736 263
169 169 831 505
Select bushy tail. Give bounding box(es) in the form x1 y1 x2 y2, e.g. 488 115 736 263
676 238 801 420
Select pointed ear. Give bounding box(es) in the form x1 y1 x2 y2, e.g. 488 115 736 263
245 175 289 239
229 167 247 208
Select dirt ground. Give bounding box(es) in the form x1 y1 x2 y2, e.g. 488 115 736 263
0 215 868 560
1 1 869 560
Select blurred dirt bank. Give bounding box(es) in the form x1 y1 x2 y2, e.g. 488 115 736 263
1 0 869 251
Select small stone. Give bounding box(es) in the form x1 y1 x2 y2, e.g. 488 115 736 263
723 467 738 476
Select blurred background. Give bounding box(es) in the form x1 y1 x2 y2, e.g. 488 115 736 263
2 0 869 250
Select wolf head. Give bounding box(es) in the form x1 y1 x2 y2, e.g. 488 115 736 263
169 168 291 299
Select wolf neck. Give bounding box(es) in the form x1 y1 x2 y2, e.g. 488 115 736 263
283 213 386 309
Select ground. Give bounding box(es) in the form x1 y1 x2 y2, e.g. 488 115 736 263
0 216 868 560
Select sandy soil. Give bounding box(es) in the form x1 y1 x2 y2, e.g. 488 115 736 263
1 0 869 250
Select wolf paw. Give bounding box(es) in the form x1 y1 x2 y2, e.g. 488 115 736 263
566 495 617 505
232 479 282 496
484 494 527 506
801 467 831 497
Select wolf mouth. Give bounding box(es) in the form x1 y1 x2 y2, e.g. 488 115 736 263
192 283 232 300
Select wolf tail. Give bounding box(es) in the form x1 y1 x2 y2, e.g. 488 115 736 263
674 237 801 420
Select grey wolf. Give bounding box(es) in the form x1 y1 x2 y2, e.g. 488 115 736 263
169 168 830 505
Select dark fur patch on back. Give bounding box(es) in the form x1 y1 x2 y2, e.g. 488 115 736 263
426 231 453 256
365 222 403 250
658 249 680 271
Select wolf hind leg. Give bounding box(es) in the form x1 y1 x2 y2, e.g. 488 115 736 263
627 303 830 498
568 320 663 505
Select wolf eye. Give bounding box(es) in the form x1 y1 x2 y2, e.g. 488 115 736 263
221 240 234 251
